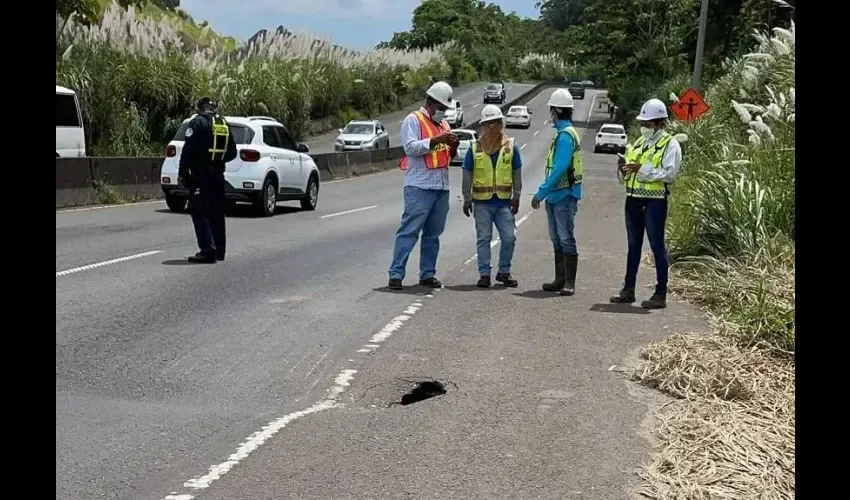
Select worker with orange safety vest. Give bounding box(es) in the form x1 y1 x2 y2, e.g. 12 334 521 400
387 81 459 290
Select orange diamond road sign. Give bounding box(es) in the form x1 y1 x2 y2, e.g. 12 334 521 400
670 87 710 122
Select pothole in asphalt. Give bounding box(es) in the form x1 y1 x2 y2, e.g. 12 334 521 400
388 378 454 407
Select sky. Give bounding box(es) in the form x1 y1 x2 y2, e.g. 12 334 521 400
180 0 540 50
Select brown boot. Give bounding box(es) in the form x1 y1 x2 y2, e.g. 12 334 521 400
560 254 578 296
542 252 565 292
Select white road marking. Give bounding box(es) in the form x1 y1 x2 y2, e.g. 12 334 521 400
520 143 527 150
533 130 540 136
463 211 532 266
56 250 162 277
56 200 165 214
163 294 435 500
320 205 377 219
589 93 599 117
471 103 481 108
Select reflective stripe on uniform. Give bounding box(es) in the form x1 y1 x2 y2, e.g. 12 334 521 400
209 117 230 162
623 132 672 199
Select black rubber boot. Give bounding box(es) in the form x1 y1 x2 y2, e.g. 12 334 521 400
542 252 565 292
561 254 578 296
477 276 492 288
609 288 636 304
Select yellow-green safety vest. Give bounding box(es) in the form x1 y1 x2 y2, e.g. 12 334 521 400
544 126 583 191
471 138 515 201
623 132 673 199
209 115 231 163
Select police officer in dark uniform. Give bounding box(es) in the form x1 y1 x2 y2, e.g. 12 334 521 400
178 97 237 264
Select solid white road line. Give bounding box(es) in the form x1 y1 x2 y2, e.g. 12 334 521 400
320 205 377 219
56 200 165 214
56 250 162 277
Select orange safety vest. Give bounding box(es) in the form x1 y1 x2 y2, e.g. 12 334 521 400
398 111 452 171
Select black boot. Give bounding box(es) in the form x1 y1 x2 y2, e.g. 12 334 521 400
561 254 578 296
609 287 636 304
477 276 492 288
495 272 518 288
542 252 565 292
641 286 667 309
188 252 216 264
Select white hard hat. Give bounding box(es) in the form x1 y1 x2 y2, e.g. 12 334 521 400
479 104 504 123
547 88 575 108
637 98 668 121
426 81 454 108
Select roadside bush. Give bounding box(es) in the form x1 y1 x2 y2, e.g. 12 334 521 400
56 2 461 156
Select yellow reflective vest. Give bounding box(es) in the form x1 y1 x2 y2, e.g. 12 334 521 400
544 126 583 191
471 138 515 201
623 132 673 199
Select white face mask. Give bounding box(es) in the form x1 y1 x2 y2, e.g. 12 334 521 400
640 126 655 138
431 109 446 122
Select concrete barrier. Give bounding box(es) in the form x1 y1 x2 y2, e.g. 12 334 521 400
55 80 570 208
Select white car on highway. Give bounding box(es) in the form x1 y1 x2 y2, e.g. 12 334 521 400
594 123 628 154
505 106 532 129
445 100 465 128
334 120 390 152
450 129 478 166
160 115 321 217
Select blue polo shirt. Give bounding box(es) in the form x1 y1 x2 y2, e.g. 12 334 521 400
463 144 523 207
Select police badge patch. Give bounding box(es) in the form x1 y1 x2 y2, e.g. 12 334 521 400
185 127 193 137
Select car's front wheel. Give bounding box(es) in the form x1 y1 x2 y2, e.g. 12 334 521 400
300 174 319 211
165 192 187 212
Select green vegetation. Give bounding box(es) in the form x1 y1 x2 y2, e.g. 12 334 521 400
56 2 470 156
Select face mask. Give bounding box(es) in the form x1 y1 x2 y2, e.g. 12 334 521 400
640 126 655 138
431 109 446 122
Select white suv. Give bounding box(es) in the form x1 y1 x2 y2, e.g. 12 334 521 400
594 123 628 154
160 116 320 217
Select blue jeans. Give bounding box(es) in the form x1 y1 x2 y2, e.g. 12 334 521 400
473 203 516 276
388 186 450 281
623 196 669 294
545 197 579 255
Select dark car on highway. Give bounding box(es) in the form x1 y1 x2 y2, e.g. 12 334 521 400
568 82 586 100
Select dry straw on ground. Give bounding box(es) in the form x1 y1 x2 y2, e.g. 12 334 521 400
632 333 794 500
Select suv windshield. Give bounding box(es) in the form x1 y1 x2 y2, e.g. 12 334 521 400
486 84 499 90
173 121 253 144
508 107 526 114
569 83 584 90
342 123 375 135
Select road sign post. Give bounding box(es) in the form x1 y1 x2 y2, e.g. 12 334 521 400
670 88 710 123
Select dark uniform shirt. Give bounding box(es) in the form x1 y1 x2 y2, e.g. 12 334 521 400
178 113 238 180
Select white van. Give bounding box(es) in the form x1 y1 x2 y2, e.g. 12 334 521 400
56 85 86 157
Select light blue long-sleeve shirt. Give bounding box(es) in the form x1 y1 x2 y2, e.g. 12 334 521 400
535 119 582 203
400 107 450 191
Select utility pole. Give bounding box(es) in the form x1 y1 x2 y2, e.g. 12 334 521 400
692 0 710 92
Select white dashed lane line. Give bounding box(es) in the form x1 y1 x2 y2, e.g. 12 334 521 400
56 250 163 278
320 205 377 219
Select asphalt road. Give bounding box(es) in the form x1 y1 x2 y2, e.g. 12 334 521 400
303 82 536 154
56 88 704 500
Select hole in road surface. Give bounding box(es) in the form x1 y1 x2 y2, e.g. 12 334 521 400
397 380 447 406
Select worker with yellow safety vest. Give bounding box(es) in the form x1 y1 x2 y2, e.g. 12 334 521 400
461 104 523 288
388 81 460 290
531 88 583 296
178 97 237 264
610 98 683 309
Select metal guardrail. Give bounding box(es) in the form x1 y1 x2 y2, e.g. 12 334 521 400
56 80 588 208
